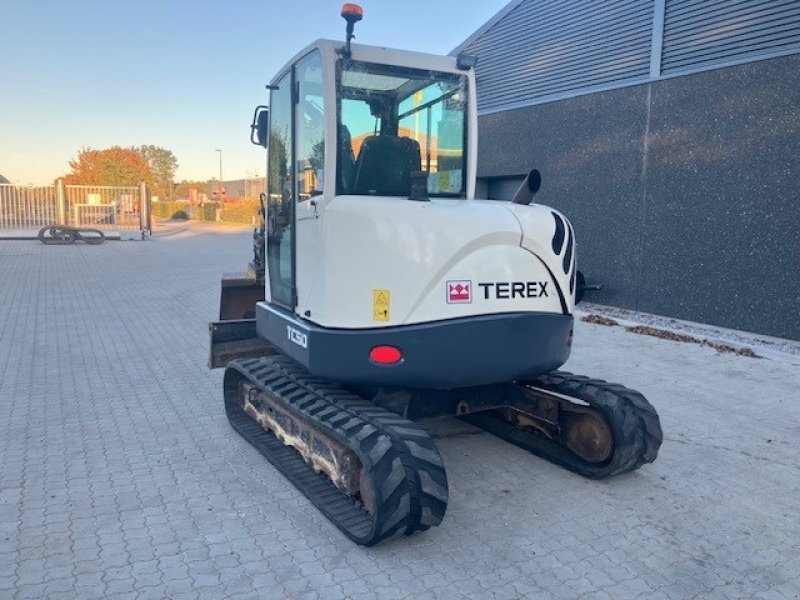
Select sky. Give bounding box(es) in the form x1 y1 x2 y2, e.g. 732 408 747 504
0 0 509 186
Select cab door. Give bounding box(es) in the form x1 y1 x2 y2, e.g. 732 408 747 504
266 68 295 308
294 51 326 318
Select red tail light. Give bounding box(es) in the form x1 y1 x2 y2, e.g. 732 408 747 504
369 345 403 365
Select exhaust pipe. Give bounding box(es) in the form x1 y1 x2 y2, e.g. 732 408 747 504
512 169 542 205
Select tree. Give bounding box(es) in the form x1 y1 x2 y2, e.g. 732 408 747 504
134 145 178 200
61 145 179 196
63 147 151 186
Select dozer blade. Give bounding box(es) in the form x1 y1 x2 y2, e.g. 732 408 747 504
223 356 448 546
208 319 276 369
219 270 264 320
464 371 662 478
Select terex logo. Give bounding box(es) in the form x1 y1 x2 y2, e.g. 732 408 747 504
478 281 549 299
446 280 472 304
286 325 308 349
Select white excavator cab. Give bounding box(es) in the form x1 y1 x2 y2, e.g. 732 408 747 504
257 40 478 318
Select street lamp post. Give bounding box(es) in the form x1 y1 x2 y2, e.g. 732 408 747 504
215 149 223 202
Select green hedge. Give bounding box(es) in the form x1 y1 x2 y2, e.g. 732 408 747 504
151 198 260 225
221 198 260 224
151 201 189 220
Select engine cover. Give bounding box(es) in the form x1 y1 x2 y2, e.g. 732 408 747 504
296 196 575 328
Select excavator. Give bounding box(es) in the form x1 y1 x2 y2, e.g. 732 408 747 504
209 4 662 546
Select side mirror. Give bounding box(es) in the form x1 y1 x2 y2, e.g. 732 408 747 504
250 106 269 147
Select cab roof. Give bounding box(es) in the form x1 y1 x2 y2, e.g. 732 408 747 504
269 39 464 86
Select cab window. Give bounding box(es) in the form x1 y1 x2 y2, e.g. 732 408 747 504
296 52 325 201
337 61 467 197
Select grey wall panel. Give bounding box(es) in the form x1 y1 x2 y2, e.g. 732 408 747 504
462 0 654 112
475 53 800 340
476 85 649 309
457 0 800 114
662 0 800 74
640 54 800 339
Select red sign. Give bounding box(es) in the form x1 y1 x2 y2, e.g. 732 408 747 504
447 280 472 304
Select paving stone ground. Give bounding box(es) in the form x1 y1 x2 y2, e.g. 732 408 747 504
1 221 799 600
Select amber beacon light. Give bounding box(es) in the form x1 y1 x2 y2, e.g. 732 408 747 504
341 4 364 20
340 4 363 58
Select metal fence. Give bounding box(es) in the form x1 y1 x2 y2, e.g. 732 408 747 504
0 186 59 229
0 181 151 237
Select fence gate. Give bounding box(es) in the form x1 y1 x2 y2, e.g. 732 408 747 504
0 180 151 239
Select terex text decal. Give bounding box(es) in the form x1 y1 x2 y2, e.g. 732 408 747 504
478 281 549 299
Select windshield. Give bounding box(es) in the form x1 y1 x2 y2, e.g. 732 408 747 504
337 60 467 197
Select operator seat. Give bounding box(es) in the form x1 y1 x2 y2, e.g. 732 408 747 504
350 135 422 196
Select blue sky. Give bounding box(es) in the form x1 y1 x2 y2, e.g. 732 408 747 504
0 0 508 185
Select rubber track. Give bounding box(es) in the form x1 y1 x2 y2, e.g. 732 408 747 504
465 371 663 478
224 356 448 546
38 225 105 245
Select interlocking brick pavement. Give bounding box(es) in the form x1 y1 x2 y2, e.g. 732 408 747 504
1 221 799 599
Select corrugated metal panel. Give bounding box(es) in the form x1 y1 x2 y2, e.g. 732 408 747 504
662 0 800 74
461 0 654 113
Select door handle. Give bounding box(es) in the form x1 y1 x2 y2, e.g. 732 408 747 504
298 199 319 222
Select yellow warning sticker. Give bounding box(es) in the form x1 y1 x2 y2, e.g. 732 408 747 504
373 289 390 321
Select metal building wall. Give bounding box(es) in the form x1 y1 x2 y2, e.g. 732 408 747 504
461 0 654 113
475 54 800 340
457 0 800 113
458 0 800 340
661 0 800 75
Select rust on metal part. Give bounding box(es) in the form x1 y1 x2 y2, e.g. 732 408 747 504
561 410 613 463
240 382 367 502
501 382 614 463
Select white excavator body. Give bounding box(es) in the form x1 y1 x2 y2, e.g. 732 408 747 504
209 7 661 547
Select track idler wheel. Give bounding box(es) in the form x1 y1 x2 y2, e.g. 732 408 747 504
562 410 613 464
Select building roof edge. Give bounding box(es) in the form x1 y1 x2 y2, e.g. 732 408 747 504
449 0 527 56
